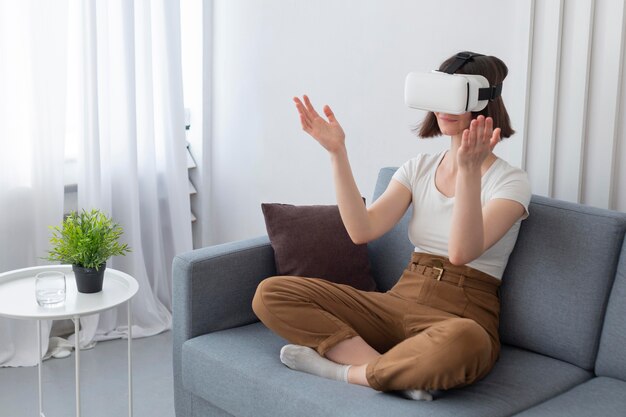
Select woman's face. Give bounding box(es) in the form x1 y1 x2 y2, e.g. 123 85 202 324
435 112 473 137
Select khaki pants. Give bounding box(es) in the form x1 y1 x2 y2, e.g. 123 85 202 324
252 252 501 392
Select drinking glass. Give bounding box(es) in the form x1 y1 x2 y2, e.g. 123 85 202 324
35 271 66 307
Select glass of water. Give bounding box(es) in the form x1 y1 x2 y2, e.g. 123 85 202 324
35 271 66 307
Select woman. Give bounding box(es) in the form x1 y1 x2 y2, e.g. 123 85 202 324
252 52 531 401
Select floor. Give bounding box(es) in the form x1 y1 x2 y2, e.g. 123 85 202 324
0 331 174 417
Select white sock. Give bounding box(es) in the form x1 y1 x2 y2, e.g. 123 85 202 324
280 344 351 382
280 344 432 400
399 389 433 401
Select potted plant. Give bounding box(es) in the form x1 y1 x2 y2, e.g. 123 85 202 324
46 209 131 293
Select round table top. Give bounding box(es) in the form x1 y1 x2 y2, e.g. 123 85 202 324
0 265 138 320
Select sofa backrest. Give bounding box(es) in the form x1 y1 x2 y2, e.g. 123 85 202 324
368 167 414 291
497 196 626 369
369 167 626 370
595 237 626 380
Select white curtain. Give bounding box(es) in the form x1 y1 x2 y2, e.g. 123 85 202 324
0 0 68 366
66 0 192 349
0 0 192 365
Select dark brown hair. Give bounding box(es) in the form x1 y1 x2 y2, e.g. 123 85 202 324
416 51 515 138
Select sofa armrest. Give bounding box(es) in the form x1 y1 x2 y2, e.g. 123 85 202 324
172 235 276 342
172 235 276 417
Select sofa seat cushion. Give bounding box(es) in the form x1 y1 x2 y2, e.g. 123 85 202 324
512 377 626 417
182 323 592 417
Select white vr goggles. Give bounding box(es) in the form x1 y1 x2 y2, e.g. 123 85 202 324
404 53 502 115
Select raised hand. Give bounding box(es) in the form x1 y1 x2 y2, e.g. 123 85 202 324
294 95 346 154
457 115 500 172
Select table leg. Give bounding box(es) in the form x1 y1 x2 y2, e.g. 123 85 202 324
128 299 133 417
73 317 81 417
37 320 44 417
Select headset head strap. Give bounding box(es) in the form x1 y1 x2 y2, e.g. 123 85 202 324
443 52 484 75
444 52 503 103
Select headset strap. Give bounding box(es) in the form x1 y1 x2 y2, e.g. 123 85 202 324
445 52 503 102
443 52 484 75
478 83 502 101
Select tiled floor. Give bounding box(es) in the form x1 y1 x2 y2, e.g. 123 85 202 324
0 331 174 417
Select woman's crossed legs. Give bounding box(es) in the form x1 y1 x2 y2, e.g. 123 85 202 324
252 275 494 400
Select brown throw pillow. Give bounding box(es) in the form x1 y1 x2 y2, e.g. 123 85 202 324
261 202 377 291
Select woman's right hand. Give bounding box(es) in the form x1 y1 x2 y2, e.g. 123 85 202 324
293 95 346 155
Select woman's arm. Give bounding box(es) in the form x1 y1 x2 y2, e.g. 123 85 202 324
448 116 525 265
294 95 411 244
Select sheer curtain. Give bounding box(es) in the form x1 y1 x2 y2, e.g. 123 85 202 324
66 0 192 349
0 0 192 365
0 0 68 366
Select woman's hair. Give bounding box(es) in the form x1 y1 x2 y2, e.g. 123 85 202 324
416 51 515 138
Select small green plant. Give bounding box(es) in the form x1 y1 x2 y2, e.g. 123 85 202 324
46 209 131 270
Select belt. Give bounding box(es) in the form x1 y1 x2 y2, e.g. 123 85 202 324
411 264 498 294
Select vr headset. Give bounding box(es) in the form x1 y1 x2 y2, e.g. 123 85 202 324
404 52 502 115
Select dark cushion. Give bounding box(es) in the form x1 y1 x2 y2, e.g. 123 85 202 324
261 203 376 291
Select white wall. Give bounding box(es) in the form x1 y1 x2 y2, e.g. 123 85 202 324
210 0 530 244
209 0 626 245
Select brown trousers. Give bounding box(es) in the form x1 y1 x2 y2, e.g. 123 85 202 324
252 252 501 392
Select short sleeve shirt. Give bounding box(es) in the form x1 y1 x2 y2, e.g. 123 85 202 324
392 150 531 279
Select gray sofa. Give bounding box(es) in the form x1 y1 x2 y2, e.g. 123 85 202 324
173 167 626 417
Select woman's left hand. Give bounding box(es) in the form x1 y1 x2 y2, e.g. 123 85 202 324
457 115 500 172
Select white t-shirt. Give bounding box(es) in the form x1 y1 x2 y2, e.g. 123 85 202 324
392 151 531 279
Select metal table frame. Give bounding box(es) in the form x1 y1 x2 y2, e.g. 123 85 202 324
0 265 138 417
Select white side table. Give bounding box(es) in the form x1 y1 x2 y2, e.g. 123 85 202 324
0 265 139 417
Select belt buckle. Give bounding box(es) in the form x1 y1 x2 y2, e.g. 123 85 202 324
431 260 443 281
432 266 444 281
